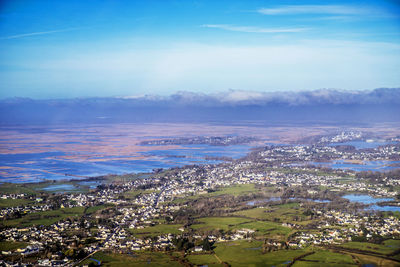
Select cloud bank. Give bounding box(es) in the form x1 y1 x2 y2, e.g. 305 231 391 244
2 88 400 107
5 87 390 106
129 88 400 106
2 88 399 125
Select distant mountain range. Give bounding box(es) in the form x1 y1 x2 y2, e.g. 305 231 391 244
1 88 399 125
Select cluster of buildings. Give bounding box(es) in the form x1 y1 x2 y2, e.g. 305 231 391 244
0 140 399 266
0 203 52 220
1 194 27 200
259 141 400 164
290 210 400 247
319 131 363 143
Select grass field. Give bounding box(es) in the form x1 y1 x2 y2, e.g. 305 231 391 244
351 252 400 267
85 204 110 215
1 206 85 227
0 183 37 195
214 240 308 267
207 184 258 197
171 184 259 203
123 189 143 199
383 239 400 249
232 203 312 226
0 241 28 251
190 215 292 238
186 254 221 266
191 217 252 231
384 211 400 219
340 241 399 255
233 207 273 220
0 198 34 208
129 224 184 237
238 220 292 238
80 251 182 267
292 250 356 267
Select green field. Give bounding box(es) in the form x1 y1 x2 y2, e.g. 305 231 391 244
232 203 312 226
190 214 292 238
238 220 292 238
384 211 400 219
123 189 143 199
123 188 159 199
0 183 37 195
1 206 85 227
0 198 34 208
383 239 400 249
0 241 28 251
171 184 259 203
214 240 308 267
85 204 110 215
129 224 184 237
80 251 182 267
191 216 252 231
292 250 356 267
351 252 400 267
233 207 273 220
186 253 221 266
340 241 399 255
207 184 258 197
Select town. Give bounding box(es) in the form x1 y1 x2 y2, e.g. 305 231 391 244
1 133 400 266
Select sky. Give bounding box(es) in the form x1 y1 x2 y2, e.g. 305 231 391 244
0 0 399 99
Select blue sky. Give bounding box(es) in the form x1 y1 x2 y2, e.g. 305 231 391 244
0 0 399 98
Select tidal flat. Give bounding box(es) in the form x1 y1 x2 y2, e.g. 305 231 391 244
0 122 346 183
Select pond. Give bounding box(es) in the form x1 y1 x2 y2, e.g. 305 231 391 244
309 160 400 172
343 194 400 212
42 184 78 191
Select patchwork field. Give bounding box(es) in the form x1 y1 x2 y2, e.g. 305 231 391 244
191 217 252 232
171 183 260 204
0 241 28 252
79 251 182 267
233 203 313 225
207 184 259 197
1 206 85 227
186 254 221 267
340 241 400 255
0 198 34 208
214 240 308 267
129 224 184 237
293 250 356 267
350 252 400 267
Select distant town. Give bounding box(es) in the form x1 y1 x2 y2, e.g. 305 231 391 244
140 136 258 146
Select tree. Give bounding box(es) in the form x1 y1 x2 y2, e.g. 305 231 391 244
202 237 214 251
173 237 193 251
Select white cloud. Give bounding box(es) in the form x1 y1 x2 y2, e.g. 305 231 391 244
0 28 81 40
201 24 308 33
217 90 265 102
258 5 380 16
